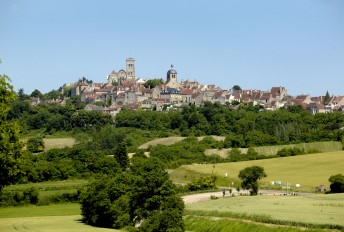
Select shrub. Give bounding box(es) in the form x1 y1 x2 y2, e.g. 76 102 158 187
276 147 305 157
0 187 39 207
187 176 217 191
27 137 45 153
329 174 344 193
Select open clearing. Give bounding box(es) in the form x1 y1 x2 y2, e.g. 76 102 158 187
138 136 225 149
171 151 344 192
43 137 76 151
186 193 344 227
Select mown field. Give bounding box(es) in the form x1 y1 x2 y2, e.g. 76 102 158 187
170 151 344 192
205 141 342 157
43 137 76 151
0 204 119 232
21 137 76 151
186 194 344 228
138 136 225 149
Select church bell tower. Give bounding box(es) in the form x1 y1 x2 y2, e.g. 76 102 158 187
126 57 135 80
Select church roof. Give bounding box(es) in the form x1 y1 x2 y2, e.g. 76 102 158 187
167 64 177 75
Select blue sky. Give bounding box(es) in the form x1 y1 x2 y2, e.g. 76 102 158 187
1 0 343 96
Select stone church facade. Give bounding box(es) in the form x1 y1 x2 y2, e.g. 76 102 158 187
107 57 135 85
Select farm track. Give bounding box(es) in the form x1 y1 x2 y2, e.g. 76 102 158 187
182 189 313 204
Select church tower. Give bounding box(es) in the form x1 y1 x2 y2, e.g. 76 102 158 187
126 57 135 80
166 64 177 83
165 64 181 89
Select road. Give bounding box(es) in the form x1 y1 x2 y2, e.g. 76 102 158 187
182 188 314 204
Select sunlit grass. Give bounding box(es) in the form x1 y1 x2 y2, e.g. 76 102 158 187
171 151 344 192
186 194 344 228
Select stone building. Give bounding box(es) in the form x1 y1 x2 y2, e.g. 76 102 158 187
107 58 136 85
165 65 181 90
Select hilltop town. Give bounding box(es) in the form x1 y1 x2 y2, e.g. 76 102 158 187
32 57 344 116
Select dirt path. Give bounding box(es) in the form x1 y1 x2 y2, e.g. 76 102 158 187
182 189 313 204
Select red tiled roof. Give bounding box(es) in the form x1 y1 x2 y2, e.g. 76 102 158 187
181 89 194 95
213 91 223 98
191 92 201 99
295 95 308 100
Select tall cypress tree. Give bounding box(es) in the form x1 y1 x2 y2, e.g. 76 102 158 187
113 142 129 170
324 90 330 104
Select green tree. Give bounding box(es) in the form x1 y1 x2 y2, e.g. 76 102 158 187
27 137 45 153
328 174 344 193
30 89 43 98
113 142 129 170
0 74 23 192
80 157 184 230
43 89 63 100
144 79 164 89
228 148 244 162
17 88 30 100
238 166 267 195
324 90 330 104
232 85 242 91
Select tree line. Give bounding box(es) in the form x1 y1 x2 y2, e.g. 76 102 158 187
116 102 344 145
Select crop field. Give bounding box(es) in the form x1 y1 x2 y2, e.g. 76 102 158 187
138 136 225 149
170 151 344 192
0 204 119 232
184 216 328 232
205 141 342 157
186 193 344 228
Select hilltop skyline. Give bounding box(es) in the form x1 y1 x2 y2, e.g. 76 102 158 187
1 0 343 96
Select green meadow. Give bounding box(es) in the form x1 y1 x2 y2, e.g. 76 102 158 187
43 137 76 151
186 194 344 228
205 141 342 157
0 204 119 232
5 179 87 199
170 151 344 192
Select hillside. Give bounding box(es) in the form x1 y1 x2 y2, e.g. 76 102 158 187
170 151 344 192
138 136 225 149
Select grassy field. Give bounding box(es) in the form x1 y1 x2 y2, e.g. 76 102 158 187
138 136 225 149
170 151 344 192
184 216 329 232
186 193 344 228
205 141 342 157
43 137 76 151
0 204 119 232
0 198 340 232
21 137 76 151
5 179 87 199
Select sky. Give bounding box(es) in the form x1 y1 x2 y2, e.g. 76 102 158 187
0 0 343 96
